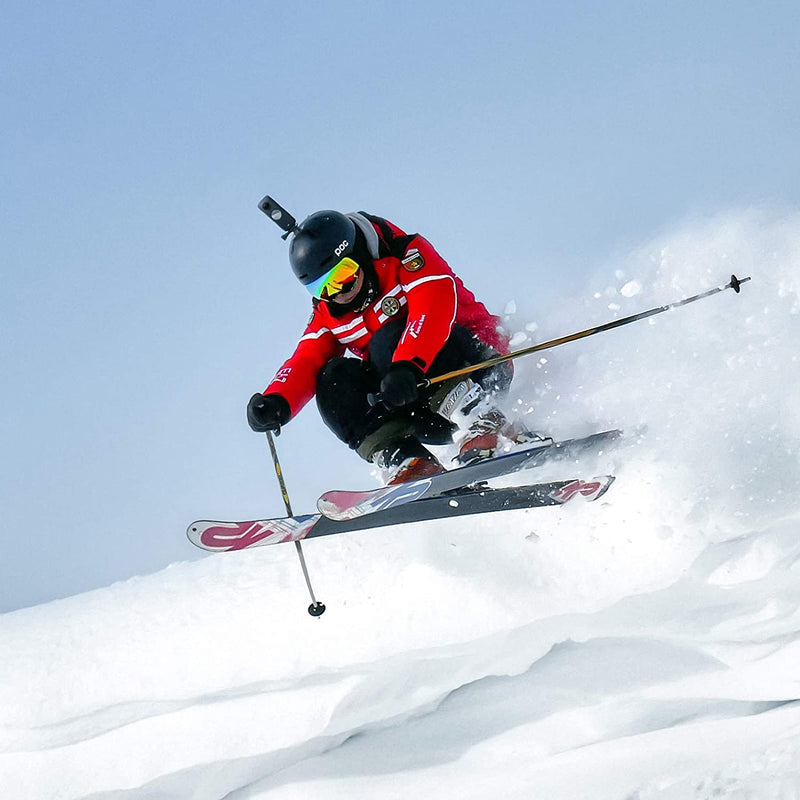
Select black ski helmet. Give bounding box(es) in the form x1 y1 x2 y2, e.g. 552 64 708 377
289 210 358 286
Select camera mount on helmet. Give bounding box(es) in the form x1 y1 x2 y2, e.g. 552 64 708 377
258 195 301 240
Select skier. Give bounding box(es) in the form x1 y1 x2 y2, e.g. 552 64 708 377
247 210 534 484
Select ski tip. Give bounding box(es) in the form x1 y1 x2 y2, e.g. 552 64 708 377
187 520 226 551
548 475 615 504
318 479 433 521
186 517 319 551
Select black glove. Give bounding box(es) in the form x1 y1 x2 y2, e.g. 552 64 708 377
247 393 291 432
379 362 424 409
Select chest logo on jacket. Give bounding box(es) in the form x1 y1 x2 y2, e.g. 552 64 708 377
381 296 402 317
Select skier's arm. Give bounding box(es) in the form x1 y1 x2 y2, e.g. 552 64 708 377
392 236 458 372
262 319 344 419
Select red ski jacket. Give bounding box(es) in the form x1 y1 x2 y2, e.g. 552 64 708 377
264 213 509 418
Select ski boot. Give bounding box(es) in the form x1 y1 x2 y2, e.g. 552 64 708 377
454 410 545 465
430 378 546 466
373 436 446 485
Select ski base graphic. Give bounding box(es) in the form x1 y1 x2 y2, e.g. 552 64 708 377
188 476 614 552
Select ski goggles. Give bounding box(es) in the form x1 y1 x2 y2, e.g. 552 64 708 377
305 256 361 300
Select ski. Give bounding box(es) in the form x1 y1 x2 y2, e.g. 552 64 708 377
187 475 615 553
317 428 623 521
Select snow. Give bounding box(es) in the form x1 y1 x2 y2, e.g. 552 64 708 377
621 279 643 297
2 209 800 799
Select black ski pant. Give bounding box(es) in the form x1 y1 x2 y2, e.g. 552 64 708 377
315 319 512 458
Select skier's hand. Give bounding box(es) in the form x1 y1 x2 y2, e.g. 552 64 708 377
380 362 424 409
247 393 291 432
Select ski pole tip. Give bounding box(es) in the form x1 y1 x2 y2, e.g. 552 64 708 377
308 601 326 617
730 274 751 293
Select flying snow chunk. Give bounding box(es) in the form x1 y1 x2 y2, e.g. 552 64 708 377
504 300 517 315
621 280 643 298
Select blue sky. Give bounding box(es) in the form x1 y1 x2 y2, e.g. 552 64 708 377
1 0 798 611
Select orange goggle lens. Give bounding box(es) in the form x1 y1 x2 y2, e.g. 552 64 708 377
306 257 360 300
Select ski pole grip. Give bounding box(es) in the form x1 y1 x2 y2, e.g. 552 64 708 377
368 376 431 408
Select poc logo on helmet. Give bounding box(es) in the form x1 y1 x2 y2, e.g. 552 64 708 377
334 240 349 257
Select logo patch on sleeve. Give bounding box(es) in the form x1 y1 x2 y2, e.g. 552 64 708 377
401 249 425 272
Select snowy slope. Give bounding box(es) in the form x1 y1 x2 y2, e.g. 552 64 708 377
1 209 799 800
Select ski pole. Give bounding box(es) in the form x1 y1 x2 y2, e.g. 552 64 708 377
371 273 750 405
265 431 326 617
